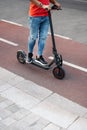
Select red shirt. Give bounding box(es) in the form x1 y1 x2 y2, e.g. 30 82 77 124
29 0 49 16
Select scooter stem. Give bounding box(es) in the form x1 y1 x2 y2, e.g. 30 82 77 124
48 10 62 67
48 10 57 55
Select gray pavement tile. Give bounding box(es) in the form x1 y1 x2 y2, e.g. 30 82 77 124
23 113 49 129
0 109 12 120
0 122 7 130
3 99 13 107
0 101 7 110
6 113 49 130
0 83 13 93
16 108 31 117
0 95 5 102
6 120 30 130
60 128 68 130
17 113 43 126
2 117 16 126
0 80 6 86
43 123 60 130
83 112 87 119
31 94 78 128
26 118 50 130
1 87 40 110
11 108 31 121
7 76 24 86
0 67 16 82
68 117 87 130
15 79 52 101
11 111 28 121
47 93 87 117
6 104 21 113
0 99 13 110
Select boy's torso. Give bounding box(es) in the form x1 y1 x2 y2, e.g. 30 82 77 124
29 0 49 16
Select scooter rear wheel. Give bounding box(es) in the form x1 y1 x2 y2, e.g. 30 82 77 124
17 50 26 64
53 67 65 79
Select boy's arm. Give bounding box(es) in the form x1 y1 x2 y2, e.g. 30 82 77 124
30 0 50 9
50 0 61 8
30 0 43 7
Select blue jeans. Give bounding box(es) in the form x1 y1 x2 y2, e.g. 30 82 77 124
28 16 49 56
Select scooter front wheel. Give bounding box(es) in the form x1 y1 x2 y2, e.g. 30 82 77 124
53 67 65 79
17 50 26 64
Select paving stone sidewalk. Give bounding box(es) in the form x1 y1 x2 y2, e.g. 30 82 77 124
0 67 87 130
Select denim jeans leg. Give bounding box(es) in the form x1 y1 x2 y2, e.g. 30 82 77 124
38 16 49 56
28 17 40 53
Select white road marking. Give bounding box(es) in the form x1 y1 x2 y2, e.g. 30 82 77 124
0 38 18 46
48 56 87 73
48 32 72 40
1 19 23 26
63 61 87 73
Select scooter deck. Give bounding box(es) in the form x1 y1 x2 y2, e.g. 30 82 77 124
26 58 50 70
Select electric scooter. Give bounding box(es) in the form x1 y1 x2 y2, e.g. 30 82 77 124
17 5 65 79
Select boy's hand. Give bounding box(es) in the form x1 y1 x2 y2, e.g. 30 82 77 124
54 2 61 9
42 5 51 10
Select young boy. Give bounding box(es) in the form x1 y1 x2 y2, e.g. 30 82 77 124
28 0 61 65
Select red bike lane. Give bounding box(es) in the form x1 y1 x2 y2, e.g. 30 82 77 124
0 20 87 108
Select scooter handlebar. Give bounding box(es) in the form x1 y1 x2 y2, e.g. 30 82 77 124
45 5 62 11
51 5 62 10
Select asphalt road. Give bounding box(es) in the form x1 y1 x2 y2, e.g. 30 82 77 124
0 0 87 44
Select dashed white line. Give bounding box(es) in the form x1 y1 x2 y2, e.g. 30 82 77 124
63 61 87 73
48 32 72 40
1 19 23 26
0 38 18 46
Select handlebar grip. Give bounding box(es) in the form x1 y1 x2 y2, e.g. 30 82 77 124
51 5 62 10
45 5 62 11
